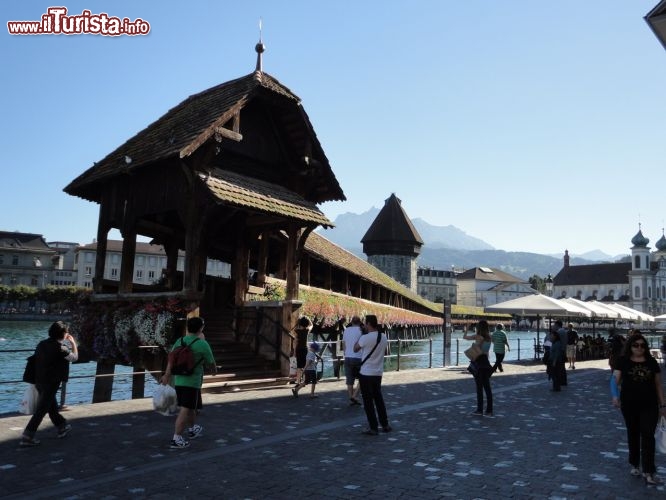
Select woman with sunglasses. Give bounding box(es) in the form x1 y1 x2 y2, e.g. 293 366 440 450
612 332 666 486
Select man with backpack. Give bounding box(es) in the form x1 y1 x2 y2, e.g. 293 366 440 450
160 316 216 449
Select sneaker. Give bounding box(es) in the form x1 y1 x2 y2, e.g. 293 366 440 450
187 424 203 440
645 473 660 485
19 436 41 447
170 436 190 449
361 428 379 436
291 388 298 398
57 424 71 438
630 467 642 477
470 410 483 416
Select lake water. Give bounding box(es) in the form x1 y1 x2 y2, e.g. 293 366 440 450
3 322 660 415
0 320 159 415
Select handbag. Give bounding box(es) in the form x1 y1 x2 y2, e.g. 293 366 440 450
656 416 666 455
464 343 482 362
22 355 36 384
467 362 479 376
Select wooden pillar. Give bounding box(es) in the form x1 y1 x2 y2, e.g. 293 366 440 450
131 362 144 399
301 254 310 286
118 230 136 294
323 263 331 290
233 236 250 306
164 240 179 291
184 217 206 293
93 203 111 293
256 231 270 286
284 225 302 301
92 359 115 403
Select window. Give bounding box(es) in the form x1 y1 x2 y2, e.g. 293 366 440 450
0 254 3 265
12 255 19 265
136 270 143 279
648 287 652 299
111 268 118 278
635 256 640 269
634 286 641 298
85 266 92 276
646 256 650 268
85 252 94 263
111 254 120 265
137 256 145 266
148 256 157 267
31 277 38 286
148 270 155 280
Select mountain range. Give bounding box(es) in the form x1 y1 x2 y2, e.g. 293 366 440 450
317 208 629 280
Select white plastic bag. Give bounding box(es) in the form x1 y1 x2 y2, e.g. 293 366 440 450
289 356 297 377
656 416 666 455
152 384 178 416
18 384 39 415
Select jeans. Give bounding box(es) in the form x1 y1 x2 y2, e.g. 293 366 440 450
474 356 493 413
24 382 67 437
359 374 389 431
492 352 505 372
621 404 659 474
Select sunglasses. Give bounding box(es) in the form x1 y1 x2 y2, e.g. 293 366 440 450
631 343 646 348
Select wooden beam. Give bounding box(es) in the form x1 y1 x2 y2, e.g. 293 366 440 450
214 126 243 142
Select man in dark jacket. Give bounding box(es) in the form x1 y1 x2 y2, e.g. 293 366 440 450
20 321 78 447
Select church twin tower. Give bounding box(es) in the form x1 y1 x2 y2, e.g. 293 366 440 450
361 194 423 292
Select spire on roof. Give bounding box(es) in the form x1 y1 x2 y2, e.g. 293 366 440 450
255 18 265 73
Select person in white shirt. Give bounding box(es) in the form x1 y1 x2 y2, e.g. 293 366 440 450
342 316 363 405
354 315 391 435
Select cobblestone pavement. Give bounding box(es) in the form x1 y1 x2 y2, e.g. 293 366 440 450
1 359 665 499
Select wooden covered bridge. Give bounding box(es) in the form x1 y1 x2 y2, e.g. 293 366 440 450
62 44 473 400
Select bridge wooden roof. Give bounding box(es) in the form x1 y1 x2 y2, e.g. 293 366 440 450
64 71 345 216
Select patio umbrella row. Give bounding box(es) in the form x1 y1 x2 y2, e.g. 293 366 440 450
484 294 655 323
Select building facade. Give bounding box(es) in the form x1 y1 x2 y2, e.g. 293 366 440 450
552 228 666 316
0 231 57 288
417 267 457 304
456 267 535 307
75 240 231 289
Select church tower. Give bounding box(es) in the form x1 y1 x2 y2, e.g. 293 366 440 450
629 225 651 312
361 194 423 291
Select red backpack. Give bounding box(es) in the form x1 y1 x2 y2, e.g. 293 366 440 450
168 337 202 375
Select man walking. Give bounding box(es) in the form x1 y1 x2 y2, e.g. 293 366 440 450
354 315 391 435
566 322 579 369
554 320 568 386
20 321 78 447
341 316 363 405
491 323 510 373
161 316 216 449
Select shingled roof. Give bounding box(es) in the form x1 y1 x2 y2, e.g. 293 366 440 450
305 231 439 313
554 262 632 286
0 231 51 251
361 194 423 256
203 171 332 227
64 71 344 204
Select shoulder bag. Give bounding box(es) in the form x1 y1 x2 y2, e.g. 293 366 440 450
464 342 482 362
360 332 382 366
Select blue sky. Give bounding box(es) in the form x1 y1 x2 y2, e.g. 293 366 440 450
1 1 665 257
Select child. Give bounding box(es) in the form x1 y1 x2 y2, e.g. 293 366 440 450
292 342 320 398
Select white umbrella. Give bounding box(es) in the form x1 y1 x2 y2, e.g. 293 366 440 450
610 303 655 323
562 298 616 318
485 294 590 317
655 313 666 321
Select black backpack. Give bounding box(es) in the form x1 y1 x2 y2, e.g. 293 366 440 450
168 337 202 375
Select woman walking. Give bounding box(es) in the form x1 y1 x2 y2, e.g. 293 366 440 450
612 332 666 486
463 320 493 417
